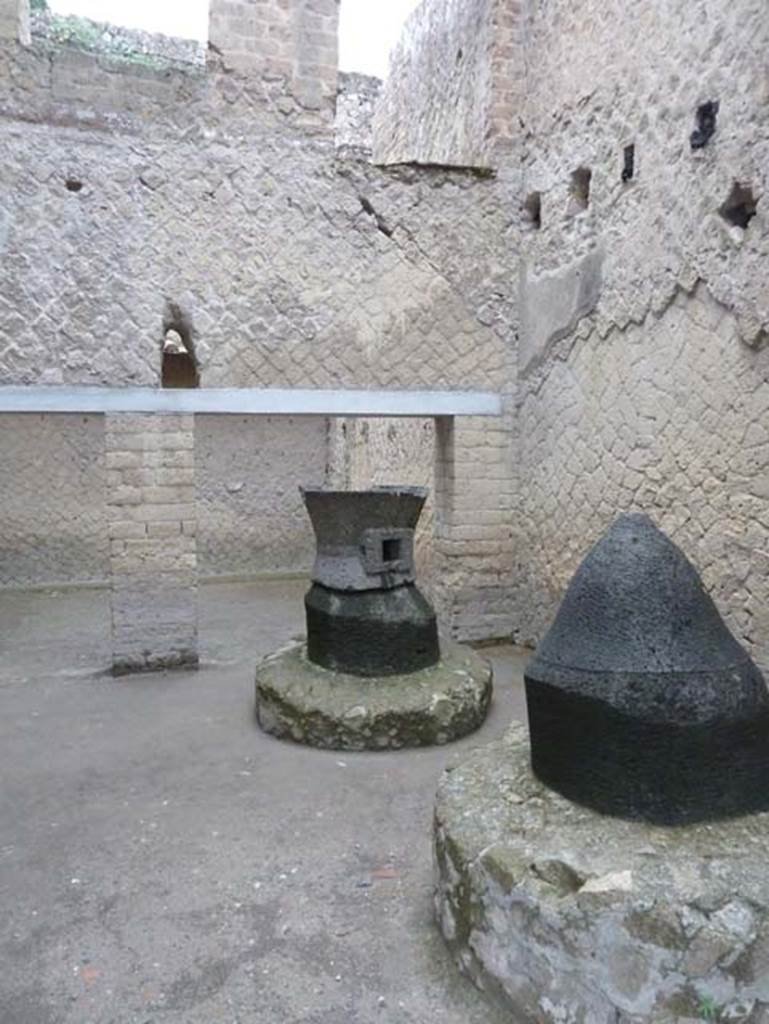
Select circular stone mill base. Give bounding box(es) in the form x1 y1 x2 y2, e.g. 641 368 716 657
434 722 769 1023
255 638 492 750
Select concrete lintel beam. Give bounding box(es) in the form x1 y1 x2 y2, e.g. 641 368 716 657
0 387 502 418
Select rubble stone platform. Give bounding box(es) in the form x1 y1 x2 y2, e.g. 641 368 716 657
255 638 492 750
434 722 769 1023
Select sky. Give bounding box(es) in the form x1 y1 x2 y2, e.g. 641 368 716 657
47 0 421 78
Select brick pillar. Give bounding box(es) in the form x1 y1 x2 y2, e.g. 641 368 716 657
105 414 198 675
0 0 30 44
488 0 525 157
433 408 516 642
208 0 338 115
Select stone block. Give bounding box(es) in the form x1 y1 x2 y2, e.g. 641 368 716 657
255 638 492 750
435 723 769 1022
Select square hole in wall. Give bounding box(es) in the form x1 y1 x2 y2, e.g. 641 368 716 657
621 144 635 182
523 191 542 229
690 100 719 150
719 181 757 230
569 167 592 213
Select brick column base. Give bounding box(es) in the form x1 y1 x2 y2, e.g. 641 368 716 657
433 411 516 642
105 413 198 675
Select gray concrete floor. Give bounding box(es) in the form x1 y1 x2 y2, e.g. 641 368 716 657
0 580 529 1024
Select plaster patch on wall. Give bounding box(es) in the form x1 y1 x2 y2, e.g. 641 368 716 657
519 248 603 377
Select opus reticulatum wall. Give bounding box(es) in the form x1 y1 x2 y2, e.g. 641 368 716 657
1 0 767 672
512 0 769 670
0 0 517 651
373 0 769 669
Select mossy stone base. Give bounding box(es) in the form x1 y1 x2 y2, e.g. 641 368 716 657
435 723 769 1023
255 639 492 750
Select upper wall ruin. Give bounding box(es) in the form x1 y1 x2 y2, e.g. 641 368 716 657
516 0 768 365
0 0 28 45
208 0 338 117
372 0 522 168
0 0 512 395
0 0 339 130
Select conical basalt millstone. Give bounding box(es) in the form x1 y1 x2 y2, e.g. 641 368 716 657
524 513 769 824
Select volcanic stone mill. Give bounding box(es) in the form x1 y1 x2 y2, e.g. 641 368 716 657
254 486 492 750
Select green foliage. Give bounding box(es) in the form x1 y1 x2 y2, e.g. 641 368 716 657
698 995 720 1022
48 14 103 50
44 12 168 69
30 0 48 11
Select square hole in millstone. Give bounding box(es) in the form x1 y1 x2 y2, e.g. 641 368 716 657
382 538 402 563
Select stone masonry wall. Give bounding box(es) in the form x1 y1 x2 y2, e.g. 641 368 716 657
515 0 769 669
0 43 507 391
0 413 327 589
0 0 28 45
434 407 518 642
373 0 523 167
195 415 328 578
5 0 764 661
324 404 519 643
0 413 107 586
336 71 381 156
518 288 769 672
208 0 338 119
373 0 495 168
30 8 205 68
0 7 518 641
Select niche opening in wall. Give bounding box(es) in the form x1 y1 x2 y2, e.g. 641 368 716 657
690 100 719 150
161 306 199 389
718 181 757 231
523 191 542 230
621 144 635 183
569 167 592 213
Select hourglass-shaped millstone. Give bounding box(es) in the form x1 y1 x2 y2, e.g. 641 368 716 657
524 513 769 824
302 486 440 677
254 486 492 750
